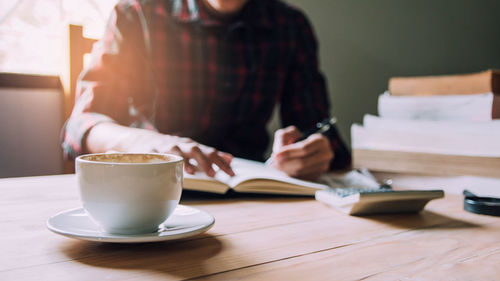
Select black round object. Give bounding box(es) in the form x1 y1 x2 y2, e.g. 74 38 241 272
463 192 500 217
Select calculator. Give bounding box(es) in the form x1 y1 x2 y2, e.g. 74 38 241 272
315 187 444 216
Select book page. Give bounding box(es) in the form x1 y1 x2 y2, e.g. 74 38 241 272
216 158 328 191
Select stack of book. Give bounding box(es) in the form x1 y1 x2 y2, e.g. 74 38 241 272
352 70 500 178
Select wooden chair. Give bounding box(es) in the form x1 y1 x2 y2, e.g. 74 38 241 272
61 24 98 173
61 24 97 121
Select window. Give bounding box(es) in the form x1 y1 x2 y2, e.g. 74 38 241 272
0 0 118 75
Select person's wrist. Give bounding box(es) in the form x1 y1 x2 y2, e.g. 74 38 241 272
114 128 163 153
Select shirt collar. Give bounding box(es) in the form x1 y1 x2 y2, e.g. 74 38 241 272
171 0 272 29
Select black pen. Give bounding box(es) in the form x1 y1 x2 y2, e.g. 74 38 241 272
295 117 337 142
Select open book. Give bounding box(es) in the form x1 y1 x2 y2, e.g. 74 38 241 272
183 158 328 196
183 158 383 196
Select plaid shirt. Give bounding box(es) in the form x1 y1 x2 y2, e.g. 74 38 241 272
62 0 350 168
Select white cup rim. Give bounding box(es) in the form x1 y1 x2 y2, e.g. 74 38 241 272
76 153 183 166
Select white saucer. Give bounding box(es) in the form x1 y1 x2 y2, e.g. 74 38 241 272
46 205 215 243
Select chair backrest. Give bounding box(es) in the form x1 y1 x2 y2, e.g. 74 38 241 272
62 24 98 120
61 24 97 173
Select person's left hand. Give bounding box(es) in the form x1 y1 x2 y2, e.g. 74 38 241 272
269 126 334 181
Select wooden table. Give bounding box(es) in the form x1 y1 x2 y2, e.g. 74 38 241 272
1 174 500 280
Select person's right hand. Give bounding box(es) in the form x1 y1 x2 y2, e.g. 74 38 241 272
268 126 333 181
86 123 234 177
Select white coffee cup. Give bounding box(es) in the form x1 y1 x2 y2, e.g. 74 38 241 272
76 153 183 235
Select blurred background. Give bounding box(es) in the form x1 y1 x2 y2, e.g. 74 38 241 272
289 0 500 146
1 0 500 177
0 0 115 177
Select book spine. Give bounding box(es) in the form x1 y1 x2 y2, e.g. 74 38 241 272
389 70 499 97
493 95 500 119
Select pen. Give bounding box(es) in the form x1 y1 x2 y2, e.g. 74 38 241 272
295 117 337 143
265 117 337 165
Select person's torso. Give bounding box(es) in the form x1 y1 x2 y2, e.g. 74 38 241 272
144 0 298 160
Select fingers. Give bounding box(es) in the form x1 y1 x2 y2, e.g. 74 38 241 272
294 156 331 178
275 149 332 177
212 151 235 176
218 151 234 164
275 134 330 160
144 135 233 177
271 134 334 180
189 146 216 177
170 145 196 175
273 126 302 151
169 142 234 177
192 147 235 177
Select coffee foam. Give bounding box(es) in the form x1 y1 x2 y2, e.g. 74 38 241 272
81 154 174 164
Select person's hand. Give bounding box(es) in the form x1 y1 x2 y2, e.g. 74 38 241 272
269 126 333 181
160 136 235 177
86 123 234 177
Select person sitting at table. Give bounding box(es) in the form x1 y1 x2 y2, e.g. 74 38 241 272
61 0 351 180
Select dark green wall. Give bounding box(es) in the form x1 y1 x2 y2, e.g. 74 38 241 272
286 0 500 145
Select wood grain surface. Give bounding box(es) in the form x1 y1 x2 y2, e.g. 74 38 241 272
1 175 499 281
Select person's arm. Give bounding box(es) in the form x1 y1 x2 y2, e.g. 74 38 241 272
86 122 233 176
270 9 350 180
62 1 233 176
